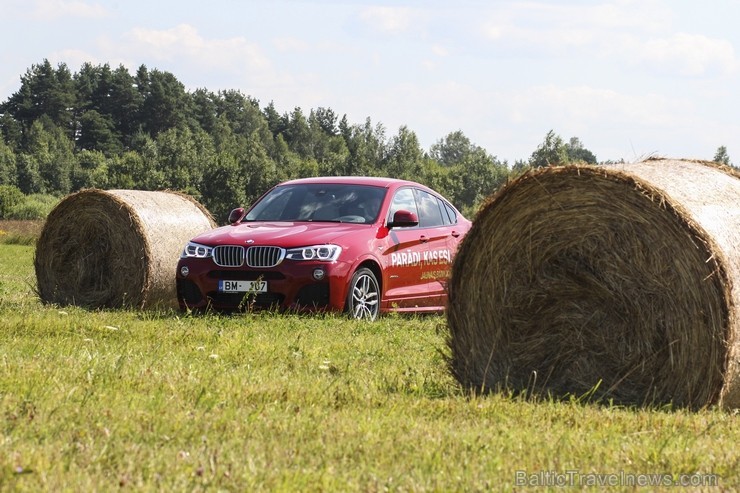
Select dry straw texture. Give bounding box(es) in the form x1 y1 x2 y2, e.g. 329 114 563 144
35 189 215 310
447 158 740 409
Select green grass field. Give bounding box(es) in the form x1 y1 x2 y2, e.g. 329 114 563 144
0 242 738 491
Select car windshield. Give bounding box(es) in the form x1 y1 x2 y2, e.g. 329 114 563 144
245 183 387 223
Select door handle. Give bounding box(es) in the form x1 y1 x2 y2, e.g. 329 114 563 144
420 235 429 243
451 230 460 238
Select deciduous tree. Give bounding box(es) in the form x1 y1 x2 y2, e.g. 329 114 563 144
565 136 597 164
529 130 568 168
0 140 17 186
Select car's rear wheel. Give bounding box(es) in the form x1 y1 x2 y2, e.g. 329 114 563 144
346 267 380 321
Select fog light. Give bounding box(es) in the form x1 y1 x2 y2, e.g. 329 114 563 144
312 268 325 281
180 266 190 277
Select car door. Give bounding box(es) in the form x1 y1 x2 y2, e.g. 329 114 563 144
413 189 455 307
380 187 429 308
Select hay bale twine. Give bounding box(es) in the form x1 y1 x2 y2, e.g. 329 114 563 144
35 189 216 310
447 158 740 409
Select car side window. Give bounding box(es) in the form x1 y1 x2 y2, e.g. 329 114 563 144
414 189 445 228
443 201 457 225
387 188 418 225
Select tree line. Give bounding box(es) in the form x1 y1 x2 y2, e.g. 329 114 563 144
0 59 730 222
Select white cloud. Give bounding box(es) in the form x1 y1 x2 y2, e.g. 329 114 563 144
122 24 270 71
106 24 337 106
489 83 737 162
502 84 685 126
431 44 449 57
47 48 103 71
564 0 671 32
478 1 739 77
360 6 415 32
31 0 108 19
480 0 671 55
639 33 739 76
273 37 311 53
420 44 450 70
481 0 671 46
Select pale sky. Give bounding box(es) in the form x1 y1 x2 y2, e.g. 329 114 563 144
2 0 740 164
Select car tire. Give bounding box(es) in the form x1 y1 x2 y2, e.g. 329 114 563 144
346 267 380 321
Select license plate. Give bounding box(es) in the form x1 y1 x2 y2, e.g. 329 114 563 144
218 280 268 293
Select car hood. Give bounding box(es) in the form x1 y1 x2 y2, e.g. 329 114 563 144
190 221 373 248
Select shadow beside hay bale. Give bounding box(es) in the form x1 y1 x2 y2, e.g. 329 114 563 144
34 189 216 310
447 158 740 410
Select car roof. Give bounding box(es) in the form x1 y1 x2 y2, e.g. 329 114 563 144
277 176 423 189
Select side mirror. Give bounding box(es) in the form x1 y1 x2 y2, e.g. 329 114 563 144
388 210 419 228
228 207 246 224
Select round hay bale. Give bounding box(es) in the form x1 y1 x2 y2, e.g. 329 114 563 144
447 158 740 410
35 189 216 310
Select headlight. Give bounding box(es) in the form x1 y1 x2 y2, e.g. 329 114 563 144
181 241 213 259
285 244 342 261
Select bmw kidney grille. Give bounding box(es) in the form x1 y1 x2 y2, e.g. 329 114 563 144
213 245 284 268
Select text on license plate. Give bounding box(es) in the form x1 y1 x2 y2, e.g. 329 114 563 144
218 280 268 293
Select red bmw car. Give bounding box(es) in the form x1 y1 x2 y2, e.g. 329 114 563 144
176 176 471 320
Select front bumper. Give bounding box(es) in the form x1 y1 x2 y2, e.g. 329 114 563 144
176 258 352 313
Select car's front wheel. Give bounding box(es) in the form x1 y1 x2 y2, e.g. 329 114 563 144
346 267 380 321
